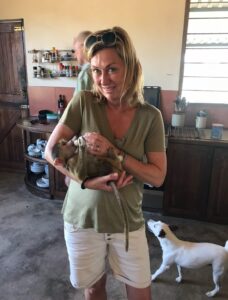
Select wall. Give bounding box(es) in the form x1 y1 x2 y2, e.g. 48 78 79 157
1 0 227 127
1 0 185 89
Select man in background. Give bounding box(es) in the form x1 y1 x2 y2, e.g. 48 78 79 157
73 30 93 96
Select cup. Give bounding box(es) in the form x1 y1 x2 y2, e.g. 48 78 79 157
196 116 207 129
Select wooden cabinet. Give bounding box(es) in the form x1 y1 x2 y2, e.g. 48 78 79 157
17 119 67 199
164 140 213 219
164 138 228 224
207 148 228 223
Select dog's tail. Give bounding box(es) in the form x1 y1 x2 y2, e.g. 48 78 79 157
225 241 228 252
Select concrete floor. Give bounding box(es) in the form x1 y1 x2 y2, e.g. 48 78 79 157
0 171 228 300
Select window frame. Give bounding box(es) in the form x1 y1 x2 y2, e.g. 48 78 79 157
179 0 228 104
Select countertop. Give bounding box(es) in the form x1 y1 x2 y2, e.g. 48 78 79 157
17 119 228 146
166 126 228 143
17 118 58 133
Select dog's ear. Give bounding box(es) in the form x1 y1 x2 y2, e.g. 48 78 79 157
169 225 178 232
158 229 166 238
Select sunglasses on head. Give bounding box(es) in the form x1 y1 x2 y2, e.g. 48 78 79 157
85 31 117 50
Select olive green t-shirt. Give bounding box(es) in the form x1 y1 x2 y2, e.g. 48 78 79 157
73 63 93 97
60 91 165 233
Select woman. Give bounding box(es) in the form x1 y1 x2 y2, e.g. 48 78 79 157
45 26 167 300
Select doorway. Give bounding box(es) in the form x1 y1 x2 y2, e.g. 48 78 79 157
0 19 27 170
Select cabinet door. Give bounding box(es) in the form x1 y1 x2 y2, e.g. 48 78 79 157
164 142 213 219
207 148 228 224
0 20 27 170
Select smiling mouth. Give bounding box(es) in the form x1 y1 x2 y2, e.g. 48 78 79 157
102 86 115 93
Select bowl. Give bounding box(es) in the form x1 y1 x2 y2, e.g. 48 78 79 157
46 113 58 120
27 144 36 152
36 178 49 188
28 148 41 157
44 164 49 176
30 162 45 174
38 110 53 121
42 174 49 184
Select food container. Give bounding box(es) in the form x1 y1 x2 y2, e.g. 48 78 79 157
196 116 207 129
211 123 223 140
46 113 58 120
171 113 185 127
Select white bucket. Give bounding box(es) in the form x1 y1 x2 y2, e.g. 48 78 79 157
196 116 207 129
171 113 185 127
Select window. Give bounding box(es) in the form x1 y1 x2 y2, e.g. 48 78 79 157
180 0 228 104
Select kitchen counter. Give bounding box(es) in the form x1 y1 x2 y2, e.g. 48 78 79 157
17 118 57 134
166 126 228 147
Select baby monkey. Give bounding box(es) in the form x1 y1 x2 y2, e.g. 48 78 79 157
51 136 129 251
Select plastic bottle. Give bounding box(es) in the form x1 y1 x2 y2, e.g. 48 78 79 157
57 94 65 118
69 65 73 77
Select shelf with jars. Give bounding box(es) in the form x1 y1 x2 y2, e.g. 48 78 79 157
28 48 80 79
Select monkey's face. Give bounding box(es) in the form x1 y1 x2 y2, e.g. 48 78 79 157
59 140 78 160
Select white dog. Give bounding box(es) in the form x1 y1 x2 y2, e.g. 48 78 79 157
147 219 228 297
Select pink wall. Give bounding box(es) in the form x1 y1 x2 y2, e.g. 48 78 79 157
28 86 74 116
28 86 228 128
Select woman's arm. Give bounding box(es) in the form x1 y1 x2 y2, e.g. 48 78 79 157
83 132 167 188
44 123 78 180
123 151 167 187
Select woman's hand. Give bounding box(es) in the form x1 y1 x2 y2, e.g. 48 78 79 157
83 132 115 156
84 171 133 191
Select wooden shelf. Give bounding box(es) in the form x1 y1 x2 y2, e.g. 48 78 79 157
17 118 57 134
17 118 67 200
24 154 46 163
25 175 52 199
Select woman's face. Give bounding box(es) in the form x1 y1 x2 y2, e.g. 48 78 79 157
90 48 126 104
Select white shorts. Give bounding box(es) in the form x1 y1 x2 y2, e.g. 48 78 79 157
64 222 151 289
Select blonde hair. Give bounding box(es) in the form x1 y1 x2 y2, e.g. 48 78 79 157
85 26 144 106
73 30 92 46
